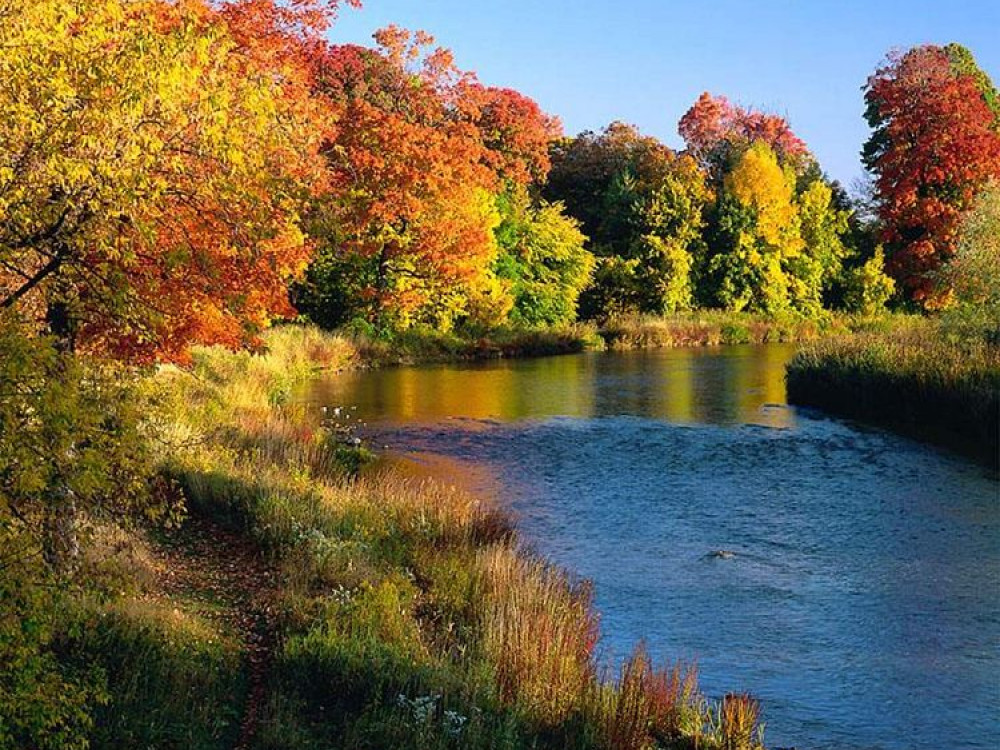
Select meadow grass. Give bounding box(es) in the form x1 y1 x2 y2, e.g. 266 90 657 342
598 311 874 350
787 317 1000 467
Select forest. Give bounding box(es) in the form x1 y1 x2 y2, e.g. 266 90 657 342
1 1 998 749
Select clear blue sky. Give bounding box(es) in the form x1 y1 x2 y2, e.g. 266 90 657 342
328 0 1000 189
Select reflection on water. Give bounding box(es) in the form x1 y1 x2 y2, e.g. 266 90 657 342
306 345 1000 750
310 344 796 427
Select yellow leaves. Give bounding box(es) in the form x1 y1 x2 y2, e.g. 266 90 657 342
0 0 325 361
724 141 803 257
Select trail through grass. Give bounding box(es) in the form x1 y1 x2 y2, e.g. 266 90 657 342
145 515 279 749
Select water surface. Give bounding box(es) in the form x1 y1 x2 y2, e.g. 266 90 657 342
309 346 1000 750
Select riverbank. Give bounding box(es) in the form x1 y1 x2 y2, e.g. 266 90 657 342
787 319 1000 468
53 325 766 749
340 311 889 367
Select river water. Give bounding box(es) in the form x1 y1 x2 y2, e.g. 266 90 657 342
308 345 1000 750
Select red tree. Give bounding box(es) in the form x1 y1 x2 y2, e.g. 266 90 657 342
863 45 1000 304
466 86 562 186
678 92 810 175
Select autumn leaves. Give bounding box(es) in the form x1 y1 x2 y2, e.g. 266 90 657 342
1 1 997 366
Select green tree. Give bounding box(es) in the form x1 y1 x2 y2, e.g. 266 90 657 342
494 190 594 327
789 179 850 313
546 123 710 319
842 247 895 316
935 182 1000 325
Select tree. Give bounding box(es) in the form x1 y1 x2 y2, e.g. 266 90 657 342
842 247 895 316
678 92 812 179
0 0 329 362
935 182 1000 323
305 31 502 330
546 123 710 318
467 86 561 187
863 44 1000 306
494 189 593 327
792 179 850 313
706 142 803 312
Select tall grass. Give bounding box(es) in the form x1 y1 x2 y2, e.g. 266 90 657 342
599 311 848 350
787 318 1000 466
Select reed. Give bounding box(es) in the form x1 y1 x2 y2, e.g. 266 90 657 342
787 318 1000 466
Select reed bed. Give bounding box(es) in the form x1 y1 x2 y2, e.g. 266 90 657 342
787 319 1000 466
599 311 849 350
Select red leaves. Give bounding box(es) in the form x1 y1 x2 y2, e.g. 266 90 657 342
864 45 1000 304
679 92 811 175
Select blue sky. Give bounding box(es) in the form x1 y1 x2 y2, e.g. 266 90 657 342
328 0 1000 189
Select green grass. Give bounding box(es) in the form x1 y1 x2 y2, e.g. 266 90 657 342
69 599 244 750
787 318 1000 467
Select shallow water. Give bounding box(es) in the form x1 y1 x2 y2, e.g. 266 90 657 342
308 346 1000 750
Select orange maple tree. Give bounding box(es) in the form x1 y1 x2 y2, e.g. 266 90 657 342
308 27 514 327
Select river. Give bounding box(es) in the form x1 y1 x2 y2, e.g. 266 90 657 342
308 345 999 750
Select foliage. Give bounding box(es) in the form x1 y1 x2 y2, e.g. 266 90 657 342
0 0 326 362
303 29 568 332
547 123 711 320
493 189 594 327
705 143 802 313
467 86 561 187
935 182 1000 326
863 44 1000 306
678 92 812 178
792 179 851 313
0 554 106 750
0 314 175 571
842 247 896 317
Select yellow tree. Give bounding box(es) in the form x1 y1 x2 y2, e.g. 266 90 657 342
0 0 327 362
709 142 803 312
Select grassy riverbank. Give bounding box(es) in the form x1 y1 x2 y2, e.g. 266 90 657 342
787 319 1000 468
344 310 885 365
44 325 767 750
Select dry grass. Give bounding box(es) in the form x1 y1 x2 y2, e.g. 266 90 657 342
599 311 844 350
787 318 1000 465
478 545 599 725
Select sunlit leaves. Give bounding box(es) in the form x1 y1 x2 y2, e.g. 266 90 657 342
0 0 330 361
863 44 1000 306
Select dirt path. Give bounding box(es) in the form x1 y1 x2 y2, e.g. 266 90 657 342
148 516 278 750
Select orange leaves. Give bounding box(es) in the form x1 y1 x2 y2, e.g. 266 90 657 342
308 28 557 329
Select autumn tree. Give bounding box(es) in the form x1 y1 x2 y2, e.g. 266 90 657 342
0 0 333 362
678 92 813 179
706 142 803 312
863 44 1000 306
300 31 503 330
467 86 561 187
